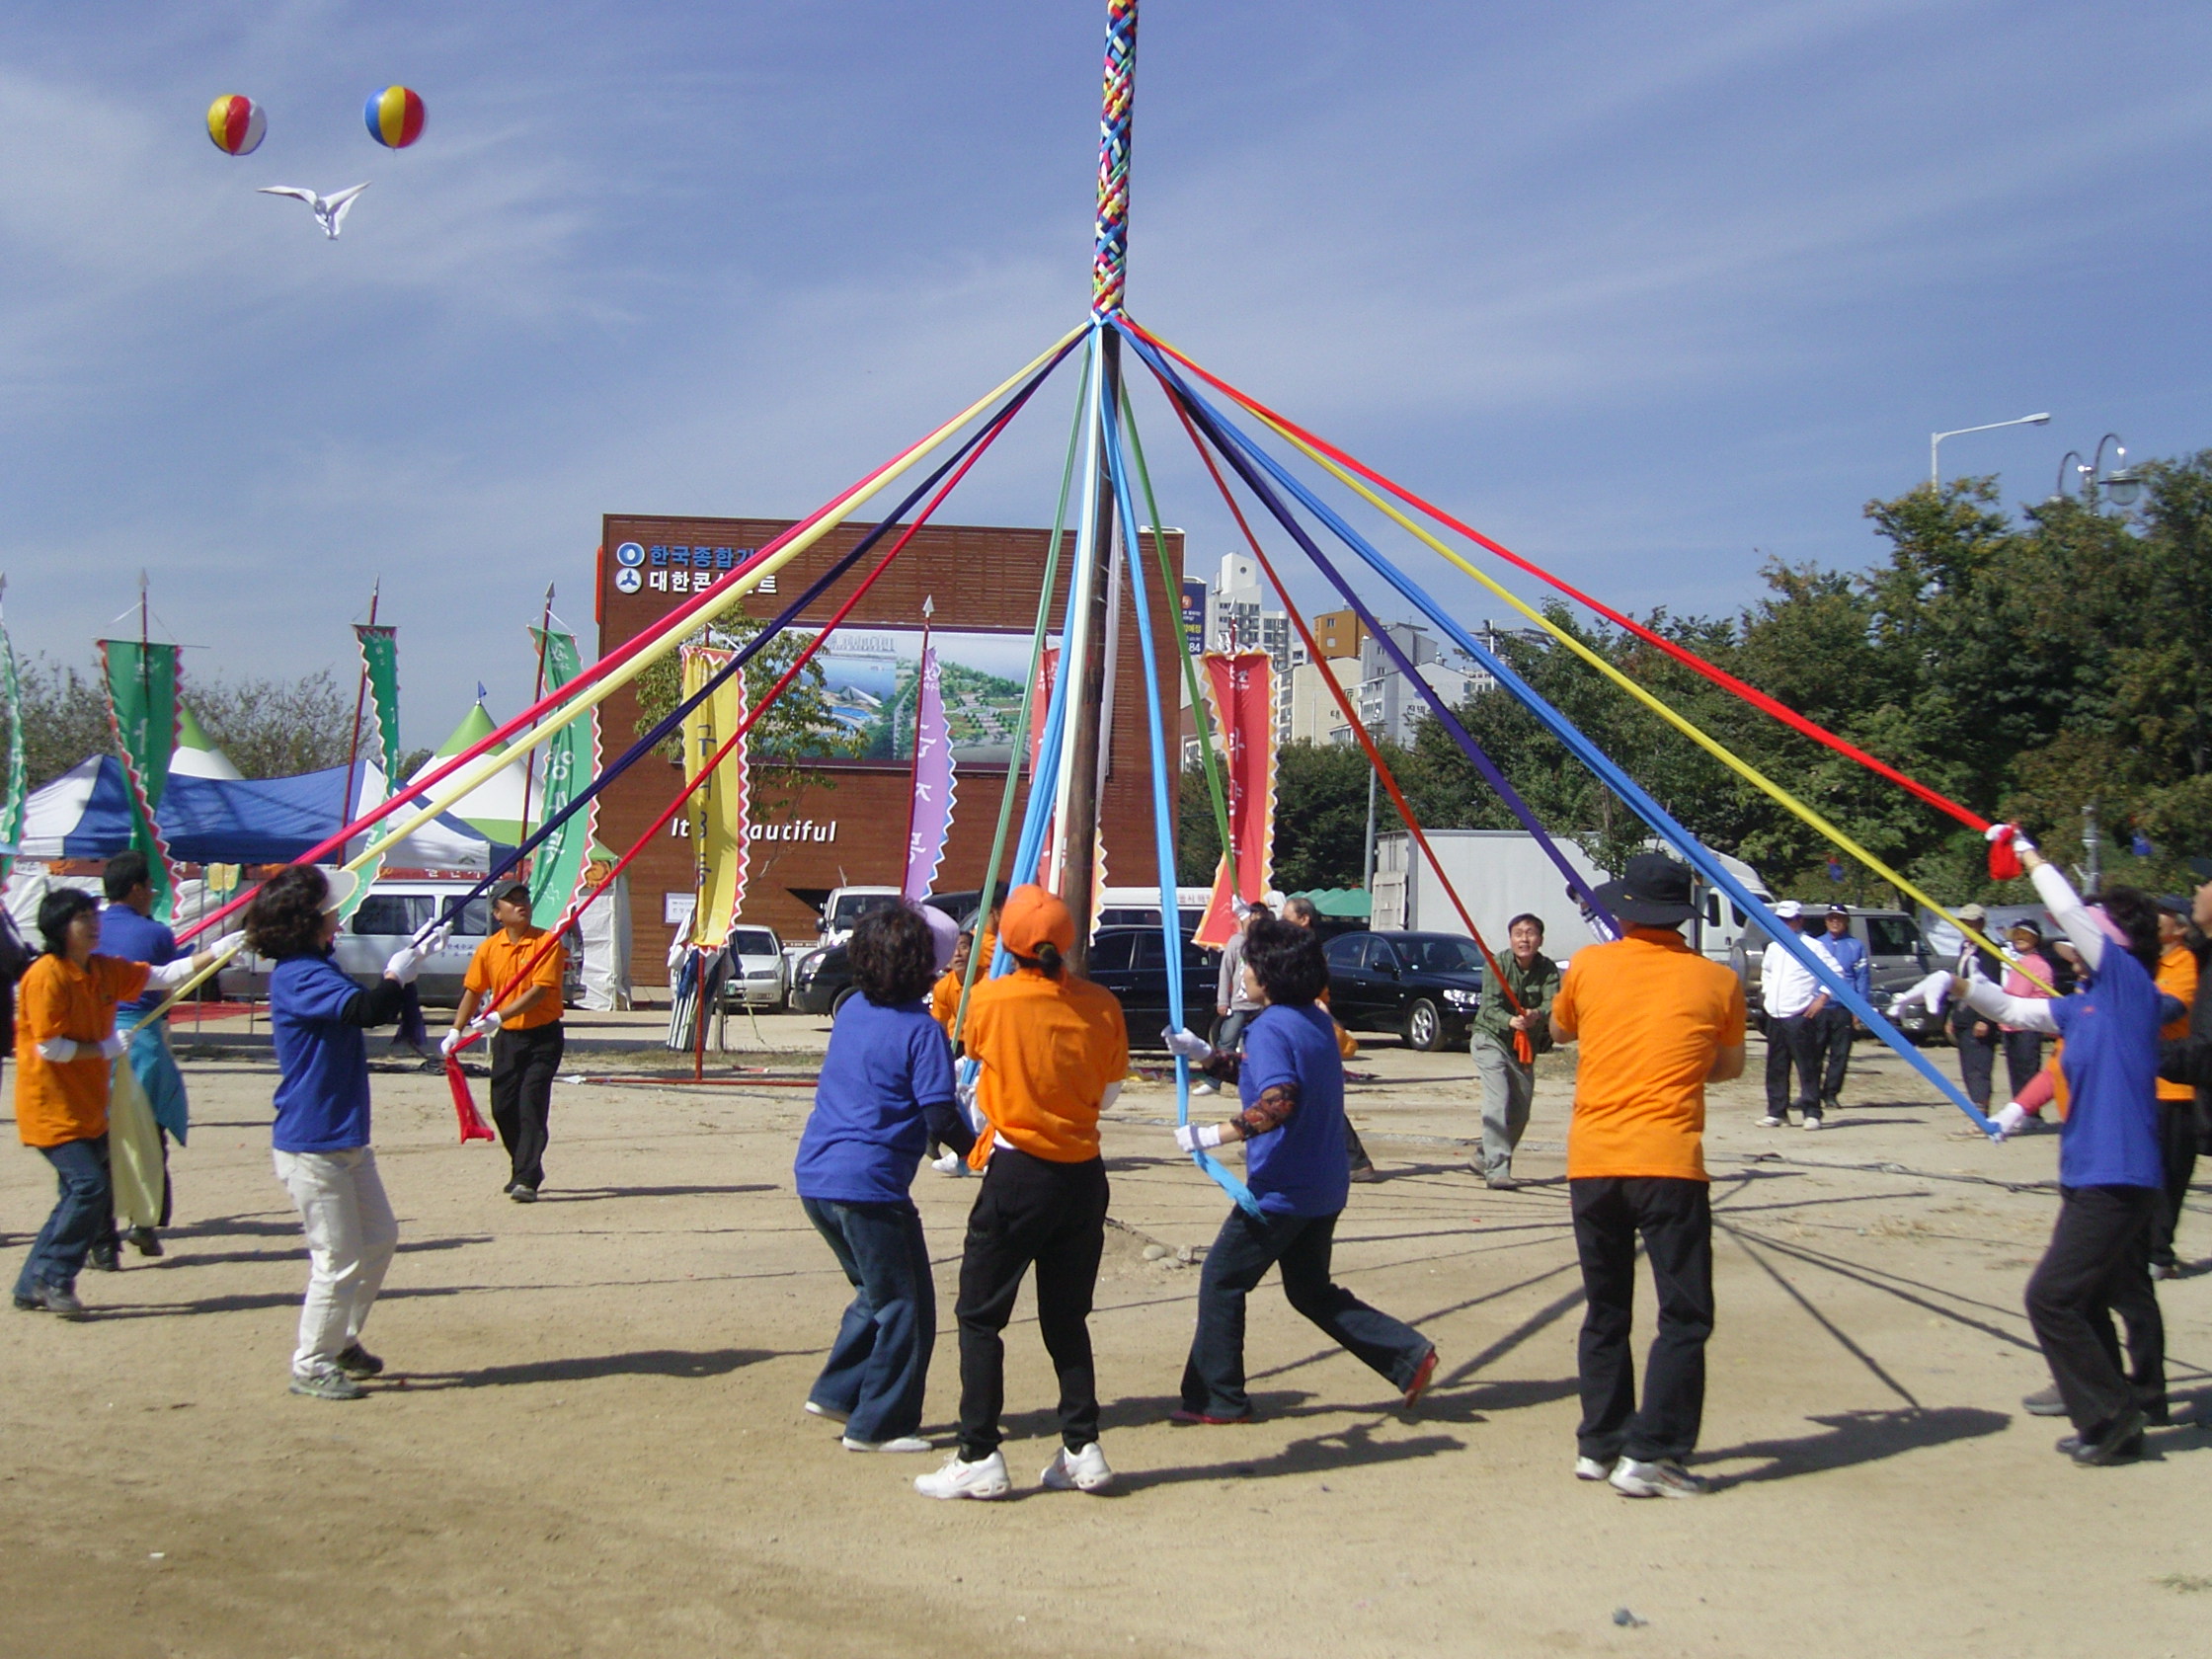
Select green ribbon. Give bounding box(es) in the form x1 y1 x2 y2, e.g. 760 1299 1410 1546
100 640 181 922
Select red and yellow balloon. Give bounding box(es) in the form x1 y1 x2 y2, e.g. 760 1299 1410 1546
205 94 267 156
363 85 426 149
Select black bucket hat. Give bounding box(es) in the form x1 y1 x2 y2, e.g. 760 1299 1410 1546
1593 852 1698 927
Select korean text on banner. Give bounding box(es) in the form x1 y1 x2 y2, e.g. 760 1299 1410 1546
903 642 959 899
99 640 182 922
1193 651 1277 950
680 645 750 949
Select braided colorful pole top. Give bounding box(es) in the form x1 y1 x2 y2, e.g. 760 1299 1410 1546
1091 0 1137 317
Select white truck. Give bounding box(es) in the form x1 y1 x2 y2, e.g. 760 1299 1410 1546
1369 828 1771 963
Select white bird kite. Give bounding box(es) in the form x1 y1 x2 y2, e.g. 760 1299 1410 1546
258 183 370 240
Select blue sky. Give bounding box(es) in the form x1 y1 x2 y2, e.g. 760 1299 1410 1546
5 1 2209 750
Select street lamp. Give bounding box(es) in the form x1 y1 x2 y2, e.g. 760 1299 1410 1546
2092 434 2142 508
1930 413 2051 488
2049 450 2091 504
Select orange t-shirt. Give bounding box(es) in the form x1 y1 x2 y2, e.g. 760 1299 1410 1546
2157 944 2198 1102
13 953 150 1147
1551 926 1745 1182
961 967 1129 1166
930 968 962 1035
464 928 567 1030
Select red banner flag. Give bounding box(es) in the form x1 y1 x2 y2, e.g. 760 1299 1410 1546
1193 652 1277 949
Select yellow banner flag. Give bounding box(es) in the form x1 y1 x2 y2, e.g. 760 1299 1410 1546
680 646 750 949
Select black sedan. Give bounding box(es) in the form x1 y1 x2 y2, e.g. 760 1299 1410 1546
1322 930 1486 1051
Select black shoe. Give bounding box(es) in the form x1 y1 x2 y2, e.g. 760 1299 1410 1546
127 1226 164 1258
1820 1094 1841 1112
509 1184 540 1204
86 1248 119 1273
2065 1408 2148 1466
20 1281 87 1319
2141 1396 2172 1427
335 1342 385 1379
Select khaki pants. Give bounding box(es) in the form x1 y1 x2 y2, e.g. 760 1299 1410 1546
1474 1035 1535 1178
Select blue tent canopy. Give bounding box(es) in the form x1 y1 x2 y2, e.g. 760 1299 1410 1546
21 755 498 868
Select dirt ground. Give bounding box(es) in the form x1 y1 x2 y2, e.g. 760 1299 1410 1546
3 1009 2209 1659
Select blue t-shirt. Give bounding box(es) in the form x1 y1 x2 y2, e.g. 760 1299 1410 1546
794 995 957 1205
1238 1002 1351 1218
2050 945 2164 1189
268 952 373 1153
98 904 177 1017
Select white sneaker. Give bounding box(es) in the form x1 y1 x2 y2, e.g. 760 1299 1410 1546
914 1450 1011 1500
1574 1456 1612 1481
1609 1457 1708 1498
803 1399 848 1424
1757 1115 1782 1128
843 1434 932 1453
930 1151 968 1176
1191 1080 1218 1096
1802 1117 1822 1132
1041 1441 1115 1492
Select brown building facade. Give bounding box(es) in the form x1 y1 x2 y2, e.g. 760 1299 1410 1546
596 514 1184 991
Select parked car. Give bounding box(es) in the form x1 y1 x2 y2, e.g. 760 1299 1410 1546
1731 908 1931 1036
1321 930 1486 1052
720 925 786 1010
1081 927 1221 1044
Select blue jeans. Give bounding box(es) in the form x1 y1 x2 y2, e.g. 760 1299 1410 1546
15 1136 113 1300
1181 1206 1432 1417
801 1195 936 1443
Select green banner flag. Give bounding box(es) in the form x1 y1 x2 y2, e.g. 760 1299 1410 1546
0 592 25 884
99 639 182 922
528 626 593 921
347 624 403 924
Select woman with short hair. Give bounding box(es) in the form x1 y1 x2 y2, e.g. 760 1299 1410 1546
247 865 434 1400
1165 917 1438 1423
13 889 222 1318
794 903 969 1453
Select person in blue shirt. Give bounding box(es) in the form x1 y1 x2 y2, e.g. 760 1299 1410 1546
1809 906 1870 1116
1164 917 1437 1423
95 851 188 1259
1947 838 2167 1464
245 864 437 1402
794 903 969 1453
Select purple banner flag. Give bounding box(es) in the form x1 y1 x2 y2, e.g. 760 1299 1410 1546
903 643 958 899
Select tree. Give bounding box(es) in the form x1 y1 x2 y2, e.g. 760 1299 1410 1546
17 654 113 790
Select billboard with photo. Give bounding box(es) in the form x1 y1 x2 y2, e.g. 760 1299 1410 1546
793 626 1062 766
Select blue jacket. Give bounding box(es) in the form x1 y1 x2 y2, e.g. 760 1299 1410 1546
1820 929 1870 996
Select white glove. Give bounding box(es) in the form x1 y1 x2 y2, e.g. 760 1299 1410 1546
412 919 453 954
1162 1026 1216 1065
384 944 426 985
467 1009 504 1039
439 1027 466 1059
1985 822 2036 854
1991 1102 2028 1140
1175 1122 1224 1152
209 930 247 958
1915 971 1953 1015
99 1033 128 1061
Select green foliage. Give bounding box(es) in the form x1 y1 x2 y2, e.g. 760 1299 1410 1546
1267 452 2212 904
14 654 356 787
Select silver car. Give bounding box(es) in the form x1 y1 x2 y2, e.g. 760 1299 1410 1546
722 925 787 1010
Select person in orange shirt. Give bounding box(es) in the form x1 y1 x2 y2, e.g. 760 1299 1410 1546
444 882 568 1202
1548 853 1745 1499
2150 898 2200 1278
12 888 225 1317
914 885 1128 1502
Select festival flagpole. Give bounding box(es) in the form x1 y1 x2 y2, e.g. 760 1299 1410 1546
518 582 556 868
340 583 378 863
1057 0 1139 972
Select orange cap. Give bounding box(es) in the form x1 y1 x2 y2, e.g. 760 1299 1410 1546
1000 884 1075 958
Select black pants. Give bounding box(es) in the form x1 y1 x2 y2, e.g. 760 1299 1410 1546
1763 1015 1820 1116
2151 1100 2201 1271
2024 1185 2164 1434
954 1146 1109 1461
1953 1017 1998 1108
1812 1003 1855 1104
489 1022 565 1192
2002 1030 2045 1101
1570 1176 1713 1464
1180 1207 1431 1417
